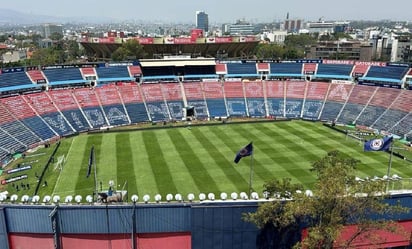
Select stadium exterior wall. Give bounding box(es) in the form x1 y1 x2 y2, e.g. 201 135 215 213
1 194 412 248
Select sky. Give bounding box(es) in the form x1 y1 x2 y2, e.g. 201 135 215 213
1 0 412 23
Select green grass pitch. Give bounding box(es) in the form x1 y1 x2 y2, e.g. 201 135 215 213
7 120 412 200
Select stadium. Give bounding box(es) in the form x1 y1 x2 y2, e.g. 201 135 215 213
0 57 412 248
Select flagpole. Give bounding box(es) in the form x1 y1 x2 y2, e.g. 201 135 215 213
249 152 254 197
93 145 98 202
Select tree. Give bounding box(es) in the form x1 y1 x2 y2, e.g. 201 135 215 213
111 39 146 61
245 150 408 249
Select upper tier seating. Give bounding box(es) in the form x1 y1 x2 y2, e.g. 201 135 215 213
316 64 353 79
364 66 409 81
352 64 370 77
43 68 84 83
26 70 47 84
128 66 142 77
0 70 33 88
226 63 257 76
270 63 302 77
96 66 131 81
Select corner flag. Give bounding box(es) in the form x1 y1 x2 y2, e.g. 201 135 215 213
364 136 393 152
234 142 253 164
86 146 94 178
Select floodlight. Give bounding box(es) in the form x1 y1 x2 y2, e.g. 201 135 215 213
154 194 161 202
392 174 402 180
32 195 40 203
21 195 29 203
166 194 173 202
207 193 215 201
10 194 18 203
131 195 139 203
199 193 206 201
64 195 73 203
251 192 259 200
305 190 313 197
53 195 60 204
240 192 248 200
220 192 227 200
355 176 365 182
175 194 182 202
74 195 82 203
187 193 195 202
263 191 270 199
382 175 389 181
43 195 51 203
85 195 93 203
231 192 238 200
143 195 150 203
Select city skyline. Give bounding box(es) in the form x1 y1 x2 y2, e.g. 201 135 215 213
1 0 412 23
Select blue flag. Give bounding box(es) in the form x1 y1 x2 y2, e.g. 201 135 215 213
364 136 393 152
234 142 253 164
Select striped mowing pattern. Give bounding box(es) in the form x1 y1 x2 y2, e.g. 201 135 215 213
50 121 412 198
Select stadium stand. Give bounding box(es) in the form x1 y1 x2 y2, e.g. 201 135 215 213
23 92 75 136
226 63 258 77
303 63 317 75
269 63 303 77
337 85 376 125
389 112 412 139
302 82 329 120
0 102 41 149
285 81 306 118
315 64 353 80
47 89 91 131
320 83 354 122
371 90 410 132
116 82 150 123
215 63 227 75
128 65 142 78
202 81 227 118
0 104 28 155
355 87 400 127
26 70 47 84
182 82 208 119
351 64 370 77
140 83 170 122
244 81 266 117
95 84 130 126
1 95 57 141
72 88 109 128
160 83 185 120
362 65 409 83
1 60 412 163
43 67 85 85
0 69 33 88
80 67 97 80
224 81 247 117
95 65 131 82
266 81 285 117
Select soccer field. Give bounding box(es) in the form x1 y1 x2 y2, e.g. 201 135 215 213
39 120 412 199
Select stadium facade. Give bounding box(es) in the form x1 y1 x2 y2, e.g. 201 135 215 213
0 58 412 248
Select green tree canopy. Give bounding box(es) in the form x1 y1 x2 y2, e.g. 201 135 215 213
111 39 146 61
245 150 408 248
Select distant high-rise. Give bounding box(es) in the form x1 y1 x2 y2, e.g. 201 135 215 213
196 11 209 32
43 23 63 39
